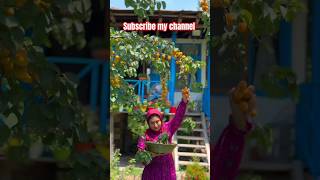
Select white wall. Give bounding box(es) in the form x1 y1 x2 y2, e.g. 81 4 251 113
292 0 308 84
213 96 296 143
173 92 203 106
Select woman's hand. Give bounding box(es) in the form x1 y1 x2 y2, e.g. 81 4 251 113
182 87 190 103
228 85 256 131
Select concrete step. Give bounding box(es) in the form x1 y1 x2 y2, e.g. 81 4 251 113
176 136 204 141
178 160 209 167
178 128 204 132
177 144 206 148
177 152 208 157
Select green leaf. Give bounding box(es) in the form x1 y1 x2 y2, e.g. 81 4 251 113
82 0 92 12
240 9 252 24
161 1 166 9
3 17 19 28
74 20 84 33
280 5 288 19
157 2 161 10
3 113 18 129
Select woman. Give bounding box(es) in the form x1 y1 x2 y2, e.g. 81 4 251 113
137 88 190 180
212 85 257 180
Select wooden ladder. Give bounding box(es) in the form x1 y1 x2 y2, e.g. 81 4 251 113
173 113 210 173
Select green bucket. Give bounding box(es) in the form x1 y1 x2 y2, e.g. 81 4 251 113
146 142 177 154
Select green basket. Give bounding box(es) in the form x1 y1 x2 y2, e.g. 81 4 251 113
146 142 177 154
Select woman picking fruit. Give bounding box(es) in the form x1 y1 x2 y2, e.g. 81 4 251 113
137 87 190 180
212 81 257 180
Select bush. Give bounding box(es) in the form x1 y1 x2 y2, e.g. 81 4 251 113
185 158 208 180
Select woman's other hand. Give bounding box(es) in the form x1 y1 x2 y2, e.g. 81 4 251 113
228 85 256 130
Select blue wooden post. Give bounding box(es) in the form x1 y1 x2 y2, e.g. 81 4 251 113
78 64 93 79
312 1 320 84
90 63 99 111
169 32 177 105
141 80 145 103
279 21 292 67
138 80 142 102
202 52 210 119
100 62 108 133
310 0 320 177
196 44 202 83
296 84 312 165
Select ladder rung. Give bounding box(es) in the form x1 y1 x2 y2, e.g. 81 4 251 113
176 136 204 140
177 152 208 157
178 128 204 132
177 144 206 148
178 161 209 166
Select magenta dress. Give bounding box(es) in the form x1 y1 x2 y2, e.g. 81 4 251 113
212 115 253 180
137 100 187 180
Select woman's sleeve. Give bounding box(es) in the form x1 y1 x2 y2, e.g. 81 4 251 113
167 100 188 135
137 136 146 150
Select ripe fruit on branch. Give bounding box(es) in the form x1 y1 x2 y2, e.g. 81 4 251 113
232 81 257 117
225 13 234 27
5 7 15 16
200 0 209 12
156 52 160 59
15 49 29 67
182 87 190 97
239 22 248 33
16 0 27 8
1 57 14 75
111 76 121 88
15 66 33 83
115 55 121 64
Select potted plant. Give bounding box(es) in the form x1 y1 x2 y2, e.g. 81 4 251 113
187 100 197 112
50 141 72 162
93 133 109 161
246 124 273 161
181 117 196 135
28 134 43 159
185 157 209 180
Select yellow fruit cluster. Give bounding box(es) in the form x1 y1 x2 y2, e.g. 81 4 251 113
0 48 34 83
4 7 15 16
155 52 171 62
182 87 190 98
200 0 209 12
238 22 248 33
114 55 121 63
8 137 23 147
111 76 121 88
161 79 168 100
33 0 51 10
232 81 257 117
16 0 27 8
225 13 234 28
172 50 186 65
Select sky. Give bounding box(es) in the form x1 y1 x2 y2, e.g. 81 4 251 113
110 0 200 11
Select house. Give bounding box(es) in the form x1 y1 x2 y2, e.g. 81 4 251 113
110 8 211 171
